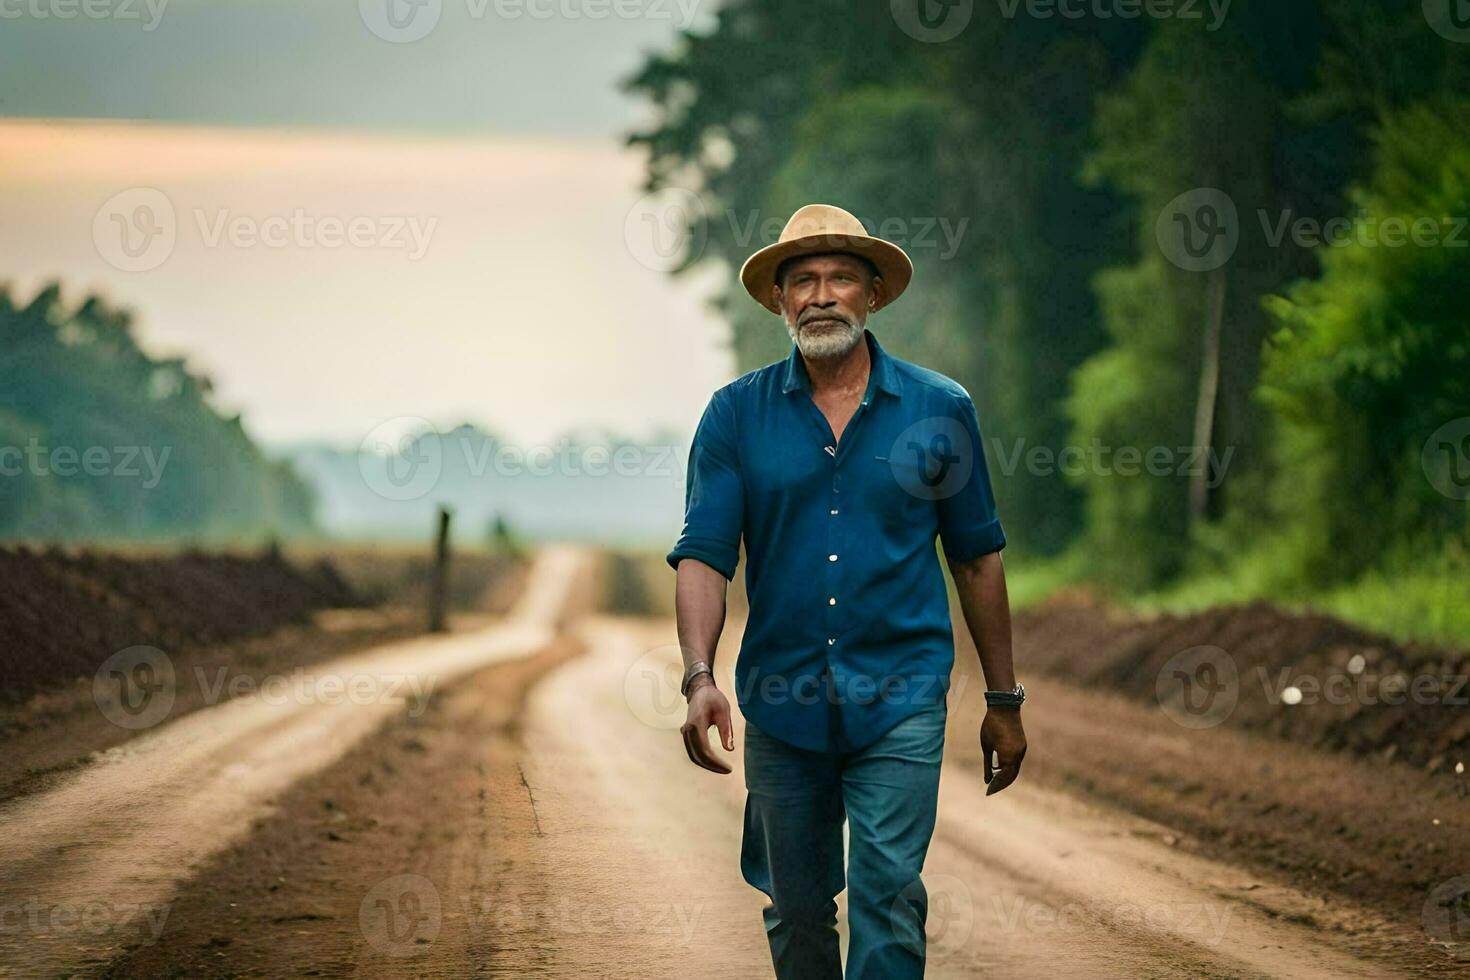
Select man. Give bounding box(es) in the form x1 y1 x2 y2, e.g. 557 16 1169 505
666 204 1026 979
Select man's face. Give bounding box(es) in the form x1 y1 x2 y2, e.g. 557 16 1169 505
774 253 884 360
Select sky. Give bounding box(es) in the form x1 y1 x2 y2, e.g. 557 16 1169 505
0 0 734 450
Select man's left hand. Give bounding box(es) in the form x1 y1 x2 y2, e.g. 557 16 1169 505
981 708 1027 796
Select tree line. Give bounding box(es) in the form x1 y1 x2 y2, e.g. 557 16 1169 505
0 283 316 541
627 0 1470 594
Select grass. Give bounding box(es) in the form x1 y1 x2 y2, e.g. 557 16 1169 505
1307 568 1470 649
1000 536 1470 652
1126 552 1470 653
1002 549 1091 611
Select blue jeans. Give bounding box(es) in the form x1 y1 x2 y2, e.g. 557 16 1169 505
740 702 946 980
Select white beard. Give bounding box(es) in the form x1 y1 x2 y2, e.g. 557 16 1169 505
788 316 865 360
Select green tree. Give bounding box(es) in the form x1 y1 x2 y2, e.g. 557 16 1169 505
627 1 1139 553
1259 99 1470 582
0 284 318 541
1072 3 1334 587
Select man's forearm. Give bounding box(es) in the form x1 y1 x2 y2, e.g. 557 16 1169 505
674 558 729 687
947 550 1016 690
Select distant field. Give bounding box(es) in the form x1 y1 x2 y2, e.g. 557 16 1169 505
606 548 750 620
283 540 525 614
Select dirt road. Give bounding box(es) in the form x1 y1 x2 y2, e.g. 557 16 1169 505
520 616 1428 980
0 547 588 979
5 566 1458 978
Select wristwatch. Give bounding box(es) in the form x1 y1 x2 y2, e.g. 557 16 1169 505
681 660 713 699
984 683 1025 708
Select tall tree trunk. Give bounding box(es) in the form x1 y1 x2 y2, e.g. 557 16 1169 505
1190 265 1227 525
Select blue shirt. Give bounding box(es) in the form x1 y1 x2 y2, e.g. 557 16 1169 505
667 328 1006 753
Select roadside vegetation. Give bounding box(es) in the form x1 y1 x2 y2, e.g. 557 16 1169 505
630 1 1470 650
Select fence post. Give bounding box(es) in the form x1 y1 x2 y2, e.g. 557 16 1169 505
429 506 452 633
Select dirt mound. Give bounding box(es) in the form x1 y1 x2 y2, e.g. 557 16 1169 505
1016 599 1470 769
0 546 363 704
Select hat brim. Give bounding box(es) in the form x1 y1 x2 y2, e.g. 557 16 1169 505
739 233 913 315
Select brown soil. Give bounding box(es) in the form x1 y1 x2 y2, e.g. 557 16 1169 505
0 545 362 704
96 632 588 978
0 548 593 978
93 609 1464 978
0 546 527 803
6 553 1466 976
949 599 1470 971
308 547 525 614
0 610 426 803
1014 596 1470 770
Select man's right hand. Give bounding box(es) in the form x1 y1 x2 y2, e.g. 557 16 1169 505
680 678 734 774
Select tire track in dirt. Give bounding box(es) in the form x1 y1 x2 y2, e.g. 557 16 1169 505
0 547 590 979
92 630 595 978
34 596 1454 977
511 616 770 979
517 615 1430 979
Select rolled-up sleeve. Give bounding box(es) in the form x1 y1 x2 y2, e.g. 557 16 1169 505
666 389 744 580
936 392 1006 561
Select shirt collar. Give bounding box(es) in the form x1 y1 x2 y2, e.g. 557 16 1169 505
781 327 903 399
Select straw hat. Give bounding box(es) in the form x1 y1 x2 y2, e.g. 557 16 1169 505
739 204 913 314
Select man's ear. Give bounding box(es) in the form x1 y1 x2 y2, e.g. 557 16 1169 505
770 284 785 314
869 276 887 311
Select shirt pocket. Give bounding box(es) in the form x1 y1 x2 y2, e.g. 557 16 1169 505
870 453 939 532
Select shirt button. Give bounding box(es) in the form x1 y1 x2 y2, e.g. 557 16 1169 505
830 509 839 516
827 638 835 646
828 554 838 562
828 597 836 605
